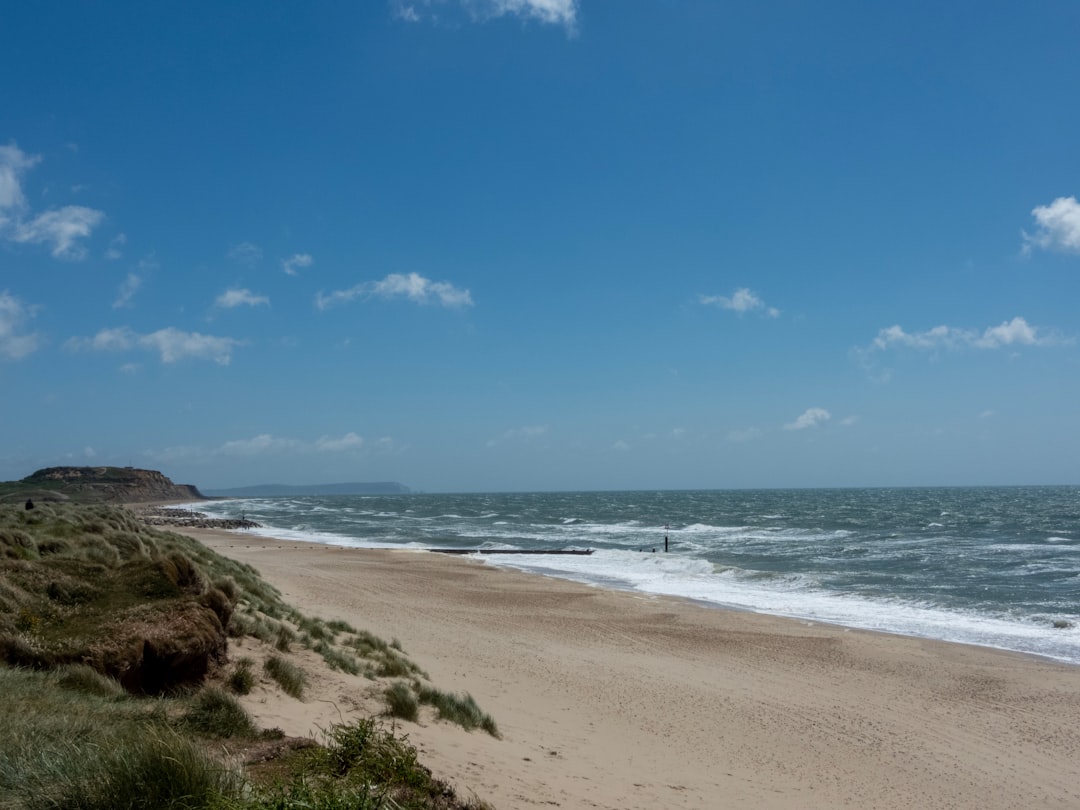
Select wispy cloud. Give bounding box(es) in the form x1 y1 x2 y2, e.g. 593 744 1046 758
113 273 142 309
486 424 548 447
699 287 779 318
316 272 473 310
153 431 383 462
219 434 303 456
1022 196 1080 255
67 326 242 365
227 241 262 267
727 426 762 443
393 0 578 32
282 253 314 276
0 143 105 260
315 432 365 451
105 232 126 260
0 144 39 210
12 207 106 259
214 287 270 309
867 316 1066 354
784 408 831 431
0 291 40 360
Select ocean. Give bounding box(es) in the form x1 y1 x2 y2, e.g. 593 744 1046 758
191 487 1080 666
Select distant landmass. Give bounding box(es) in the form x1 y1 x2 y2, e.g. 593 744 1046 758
204 482 411 497
0 466 205 504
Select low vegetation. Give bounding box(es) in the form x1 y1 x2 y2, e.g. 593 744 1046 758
0 501 498 809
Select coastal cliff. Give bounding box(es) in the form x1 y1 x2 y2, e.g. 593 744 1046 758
0 466 205 504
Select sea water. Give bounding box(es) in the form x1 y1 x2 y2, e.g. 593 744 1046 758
192 487 1080 665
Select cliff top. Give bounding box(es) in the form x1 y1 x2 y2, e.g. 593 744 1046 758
0 466 205 504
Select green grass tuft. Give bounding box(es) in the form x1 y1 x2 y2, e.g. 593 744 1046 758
417 686 500 738
55 664 126 699
37 731 242 810
264 654 306 699
314 640 360 676
274 623 295 652
183 686 258 739
227 657 256 695
384 681 419 722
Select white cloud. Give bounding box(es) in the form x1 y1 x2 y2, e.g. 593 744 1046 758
727 427 762 443
393 0 578 30
155 431 379 462
0 291 40 360
67 326 242 365
215 287 270 309
869 316 1065 354
0 144 104 259
227 241 263 266
282 253 314 276
784 407 831 431
1023 196 1080 254
219 434 303 456
700 287 779 317
0 143 40 211
487 424 548 447
105 233 127 260
315 432 365 452
12 205 105 260
472 0 577 26
141 328 240 364
612 439 630 451
113 272 142 309
316 272 473 310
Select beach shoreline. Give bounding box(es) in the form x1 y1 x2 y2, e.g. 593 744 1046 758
179 526 1080 809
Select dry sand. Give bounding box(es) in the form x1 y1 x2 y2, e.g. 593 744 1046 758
181 528 1080 809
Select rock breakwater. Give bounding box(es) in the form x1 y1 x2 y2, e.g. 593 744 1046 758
137 507 261 530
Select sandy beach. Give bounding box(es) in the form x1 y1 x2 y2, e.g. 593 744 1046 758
181 527 1080 809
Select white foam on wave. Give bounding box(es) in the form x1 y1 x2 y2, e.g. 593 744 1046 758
188 495 1080 666
481 549 1080 666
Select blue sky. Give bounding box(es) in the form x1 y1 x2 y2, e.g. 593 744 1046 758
2 0 1079 492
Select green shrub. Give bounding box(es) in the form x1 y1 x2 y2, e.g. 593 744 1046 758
274 624 295 652
313 641 360 676
375 649 423 679
227 658 255 695
417 686 500 738
182 686 257 738
264 655 305 699
295 615 333 642
384 682 419 722
326 618 356 635
347 630 390 655
307 719 428 790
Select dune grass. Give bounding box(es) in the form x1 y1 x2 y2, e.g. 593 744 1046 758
264 654 306 699
227 657 256 695
182 686 258 739
0 501 500 808
417 685 501 738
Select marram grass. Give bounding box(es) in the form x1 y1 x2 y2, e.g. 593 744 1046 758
0 502 499 808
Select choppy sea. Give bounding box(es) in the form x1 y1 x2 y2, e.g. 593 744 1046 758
191 487 1080 665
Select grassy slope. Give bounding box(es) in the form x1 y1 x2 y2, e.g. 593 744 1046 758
0 503 495 810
